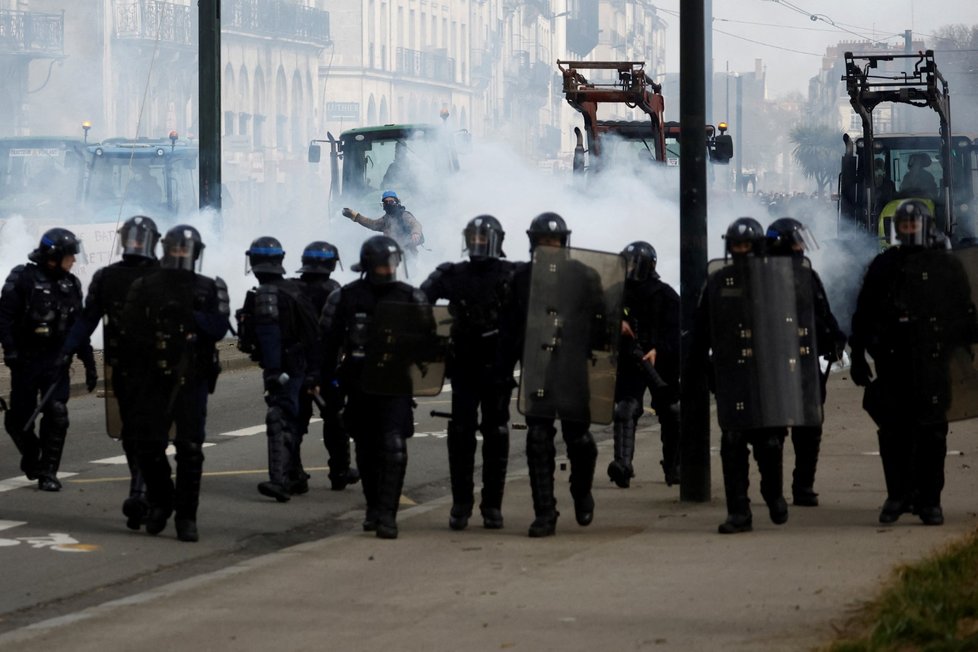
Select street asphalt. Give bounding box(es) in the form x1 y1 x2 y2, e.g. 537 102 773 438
1 355 977 650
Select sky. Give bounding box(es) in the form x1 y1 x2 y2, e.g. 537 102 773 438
656 0 978 97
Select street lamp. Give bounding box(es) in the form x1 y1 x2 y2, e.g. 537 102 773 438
81 121 92 144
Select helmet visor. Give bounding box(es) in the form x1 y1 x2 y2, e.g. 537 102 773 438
893 215 927 247
163 241 204 271
464 227 503 259
117 225 157 259
624 251 652 281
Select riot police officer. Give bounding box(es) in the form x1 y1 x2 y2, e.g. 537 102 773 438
609 241 681 488
689 217 796 534
237 237 320 502
61 215 161 527
0 228 96 491
850 199 976 525
293 241 359 491
120 225 230 541
321 235 428 539
421 215 517 530
765 218 847 507
513 213 602 537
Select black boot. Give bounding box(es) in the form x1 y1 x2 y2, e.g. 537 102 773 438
877 429 913 523
526 423 558 537
659 400 681 486
446 421 476 531
174 442 203 542
122 438 149 529
791 426 821 506
608 419 636 488
375 432 407 540
479 424 510 529
138 444 175 536
719 431 753 534
755 429 788 525
259 406 293 502
36 404 68 492
567 430 597 527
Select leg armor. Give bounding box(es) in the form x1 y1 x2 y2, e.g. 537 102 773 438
121 436 148 530
564 423 597 527
37 400 69 491
375 430 408 539
525 419 558 536
258 403 293 502
718 430 752 533
657 400 681 486
877 427 914 523
752 428 788 525
913 423 948 513
609 397 641 488
446 419 477 525
136 440 174 535
791 425 822 506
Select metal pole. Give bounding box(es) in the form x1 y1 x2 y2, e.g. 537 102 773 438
735 74 743 192
198 0 222 213
678 0 710 503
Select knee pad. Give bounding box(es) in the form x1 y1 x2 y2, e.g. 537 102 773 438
613 397 642 423
175 440 205 467
566 431 597 461
381 431 407 463
44 400 69 433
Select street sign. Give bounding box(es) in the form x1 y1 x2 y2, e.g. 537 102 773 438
326 101 360 120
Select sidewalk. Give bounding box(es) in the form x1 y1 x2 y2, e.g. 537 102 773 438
2 372 977 651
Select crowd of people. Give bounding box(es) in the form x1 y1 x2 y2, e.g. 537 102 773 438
1 194 972 542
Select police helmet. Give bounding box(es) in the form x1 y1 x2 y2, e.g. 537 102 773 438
464 214 506 260
526 212 571 251
724 217 764 257
621 241 657 281
298 241 340 274
117 215 160 260
161 224 205 271
245 236 286 276
352 235 402 284
765 217 818 256
892 198 934 247
29 227 82 265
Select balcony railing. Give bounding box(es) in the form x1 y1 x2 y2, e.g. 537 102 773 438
0 9 64 56
396 48 455 84
225 0 330 47
113 0 193 47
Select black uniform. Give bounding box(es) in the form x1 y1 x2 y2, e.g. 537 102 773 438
788 269 845 505
321 278 427 538
62 256 158 524
513 258 600 536
120 268 229 540
240 274 320 501
850 244 975 524
689 259 788 534
611 273 681 487
421 257 518 529
0 261 93 490
295 272 357 490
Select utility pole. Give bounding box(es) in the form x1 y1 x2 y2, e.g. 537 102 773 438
198 0 222 213
679 0 710 503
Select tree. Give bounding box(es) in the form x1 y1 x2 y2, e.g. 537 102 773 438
789 123 840 198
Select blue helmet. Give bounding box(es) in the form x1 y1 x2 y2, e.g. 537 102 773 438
381 190 398 201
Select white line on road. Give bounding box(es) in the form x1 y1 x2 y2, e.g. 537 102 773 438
0 473 78 493
0 520 27 531
91 443 216 465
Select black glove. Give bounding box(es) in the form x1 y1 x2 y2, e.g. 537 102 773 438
850 352 873 387
85 362 98 393
263 370 289 392
3 350 19 369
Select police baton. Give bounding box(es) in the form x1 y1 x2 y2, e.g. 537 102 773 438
630 343 669 391
311 391 328 418
23 382 59 433
430 410 527 430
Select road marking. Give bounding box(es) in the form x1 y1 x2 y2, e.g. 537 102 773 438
0 473 77 493
91 443 216 465
0 520 27 532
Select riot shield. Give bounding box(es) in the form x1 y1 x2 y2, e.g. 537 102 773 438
707 256 822 430
102 358 122 439
518 246 625 425
899 248 978 423
359 302 450 397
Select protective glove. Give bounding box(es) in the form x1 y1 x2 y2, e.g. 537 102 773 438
85 363 99 393
849 351 873 387
3 349 19 369
342 207 359 221
263 370 289 392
